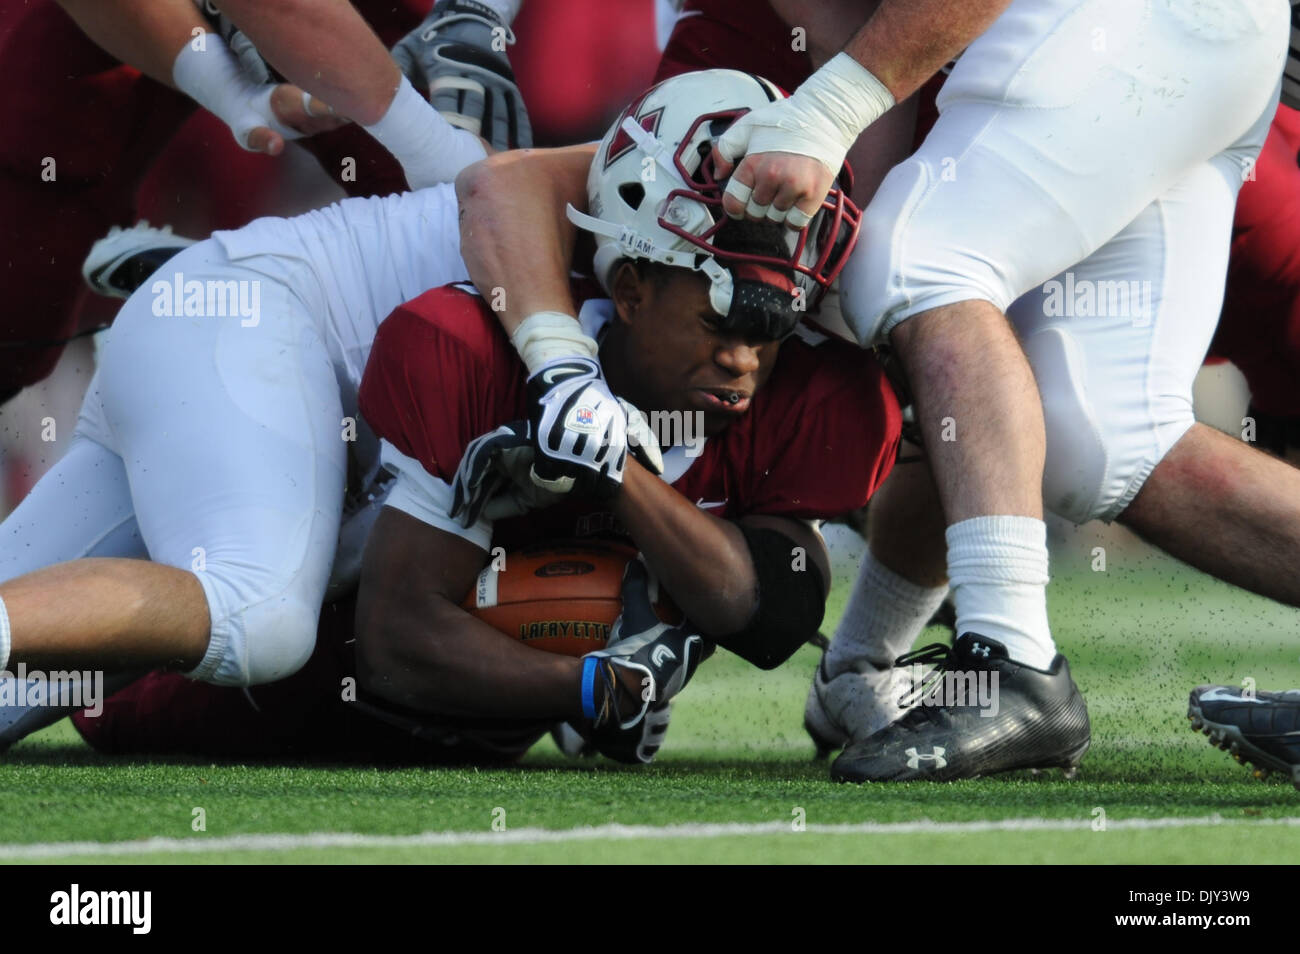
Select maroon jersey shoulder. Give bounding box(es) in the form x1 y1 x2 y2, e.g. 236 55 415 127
359 284 527 483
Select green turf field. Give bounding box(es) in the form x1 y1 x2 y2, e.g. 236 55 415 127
3 545 1299 864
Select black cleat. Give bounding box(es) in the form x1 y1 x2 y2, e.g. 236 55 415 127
1188 685 1300 790
830 634 1090 782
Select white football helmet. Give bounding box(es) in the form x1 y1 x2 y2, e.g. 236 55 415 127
567 69 861 330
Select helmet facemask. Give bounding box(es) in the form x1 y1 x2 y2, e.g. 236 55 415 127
569 70 863 336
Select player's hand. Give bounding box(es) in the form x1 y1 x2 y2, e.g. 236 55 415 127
584 559 708 763
391 0 533 151
712 100 841 229
526 356 664 499
605 559 707 708
449 419 563 527
712 53 894 227
244 84 349 154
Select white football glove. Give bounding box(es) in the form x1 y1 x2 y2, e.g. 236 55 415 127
583 559 706 764
526 356 664 498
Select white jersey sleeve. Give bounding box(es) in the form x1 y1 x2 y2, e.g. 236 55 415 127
380 440 494 551
210 184 469 391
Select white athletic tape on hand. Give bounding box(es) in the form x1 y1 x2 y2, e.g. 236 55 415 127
246 86 303 141
745 197 771 220
722 178 751 219
173 39 301 150
723 178 751 205
716 52 894 175
785 207 813 229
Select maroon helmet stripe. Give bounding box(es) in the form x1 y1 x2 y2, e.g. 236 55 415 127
604 96 665 170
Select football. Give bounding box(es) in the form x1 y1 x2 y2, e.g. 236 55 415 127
462 541 681 656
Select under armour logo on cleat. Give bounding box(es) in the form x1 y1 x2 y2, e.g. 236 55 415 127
651 645 678 668
971 642 991 658
906 746 947 770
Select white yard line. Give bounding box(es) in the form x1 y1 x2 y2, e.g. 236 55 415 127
2 814 1298 859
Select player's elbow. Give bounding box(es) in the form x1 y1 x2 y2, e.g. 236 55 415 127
356 594 462 708
455 153 509 211
355 600 420 704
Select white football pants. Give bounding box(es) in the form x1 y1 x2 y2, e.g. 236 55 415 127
842 0 1290 521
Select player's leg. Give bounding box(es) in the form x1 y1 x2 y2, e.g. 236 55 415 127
805 454 949 754
1015 120 1300 600
0 393 150 748
1124 106 1300 602
814 144 1291 758
831 158 1252 779
831 1 1288 781
845 0 1288 677
73 596 547 764
0 241 348 686
1121 424 1300 606
0 364 210 671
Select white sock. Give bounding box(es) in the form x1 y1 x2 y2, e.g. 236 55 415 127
826 548 949 677
946 515 1055 669
0 594 10 673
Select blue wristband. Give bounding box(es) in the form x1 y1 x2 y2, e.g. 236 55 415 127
581 656 600 720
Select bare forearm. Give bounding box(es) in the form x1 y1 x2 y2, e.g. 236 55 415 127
772 0 920 207
770 0 880 69
214 0 399 122
357 597 583 719
57 0 206 87
456 146 594 336
613 463 757 636
845 0 1012 101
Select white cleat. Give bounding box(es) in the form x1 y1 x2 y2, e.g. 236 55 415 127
0 672 137 753
804 655 919 759
82 221 197 299
0 677 82 753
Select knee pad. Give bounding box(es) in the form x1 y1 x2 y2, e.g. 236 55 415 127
189 573 321 687
1025 326 1191 524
